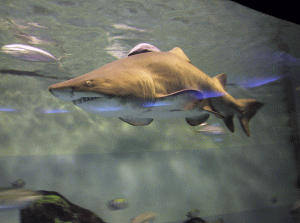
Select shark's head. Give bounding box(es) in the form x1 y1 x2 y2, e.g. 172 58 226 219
48 66 155 116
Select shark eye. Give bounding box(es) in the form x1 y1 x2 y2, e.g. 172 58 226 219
86 80 92 86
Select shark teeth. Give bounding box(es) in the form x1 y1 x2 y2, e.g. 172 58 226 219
72 97 99 105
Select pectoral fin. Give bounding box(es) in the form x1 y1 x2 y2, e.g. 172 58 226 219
186 114 210 126
119 118 153 126
157 89 203 111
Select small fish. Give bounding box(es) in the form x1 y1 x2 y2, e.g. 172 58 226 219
11 179 25 189
113 24 149 32
107 198 128 210
195 123 227 136
130 212 158 223
186 209 200 218
271 195 278 204
290 200 300 213
0 188 42 211
14 32 55 45
1 44 57 62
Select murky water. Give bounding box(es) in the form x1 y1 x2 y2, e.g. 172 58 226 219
0 0 300 222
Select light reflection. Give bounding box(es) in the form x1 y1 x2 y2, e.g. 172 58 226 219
245 76 282 88
43 109 70 113
0 108 70 113
228 76 282 88
0 108 17 112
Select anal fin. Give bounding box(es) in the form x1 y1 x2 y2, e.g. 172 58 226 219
223 115 234 132
119 117 153 126
186 114 210 126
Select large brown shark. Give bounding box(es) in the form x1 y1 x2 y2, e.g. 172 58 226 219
49 43 264 136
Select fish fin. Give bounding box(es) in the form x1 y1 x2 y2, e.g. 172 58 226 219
223 115 234 132
236 99 265 137
200 100 224 119
119 117 153 126
169 47 191 63
128 43 161 56
213 73 227 89
157 89 203 111
186 114 210 126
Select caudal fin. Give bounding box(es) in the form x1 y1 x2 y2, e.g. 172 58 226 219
236 99 264 137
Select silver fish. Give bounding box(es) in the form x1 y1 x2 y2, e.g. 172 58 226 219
195 123 227 136
1 44 57 62
0 188 42 211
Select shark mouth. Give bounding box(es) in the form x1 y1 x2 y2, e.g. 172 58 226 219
72 97 100 105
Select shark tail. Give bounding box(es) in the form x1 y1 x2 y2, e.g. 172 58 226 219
236 99 264 137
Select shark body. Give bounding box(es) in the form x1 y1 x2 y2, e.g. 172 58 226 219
49 43 264 136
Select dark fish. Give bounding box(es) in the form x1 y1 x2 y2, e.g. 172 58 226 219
291 200 300 213
107 198 128 210
186 209 200 218
271 195 278 204
0 69 68 80
11 179 25 189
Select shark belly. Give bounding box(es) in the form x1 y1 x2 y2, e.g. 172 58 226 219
74 98 143 117
133 103 207 119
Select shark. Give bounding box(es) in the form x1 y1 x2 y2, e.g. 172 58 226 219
49 43 264 136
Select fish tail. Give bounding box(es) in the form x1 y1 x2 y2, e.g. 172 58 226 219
236 99 264 137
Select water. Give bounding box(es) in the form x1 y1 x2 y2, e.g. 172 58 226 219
0 0 299 222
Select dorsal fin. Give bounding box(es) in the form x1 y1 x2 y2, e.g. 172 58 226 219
169 47 191 63
128 43 161 56
213 73 227 89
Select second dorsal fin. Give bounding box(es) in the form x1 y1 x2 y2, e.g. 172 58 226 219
169 47 191 63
